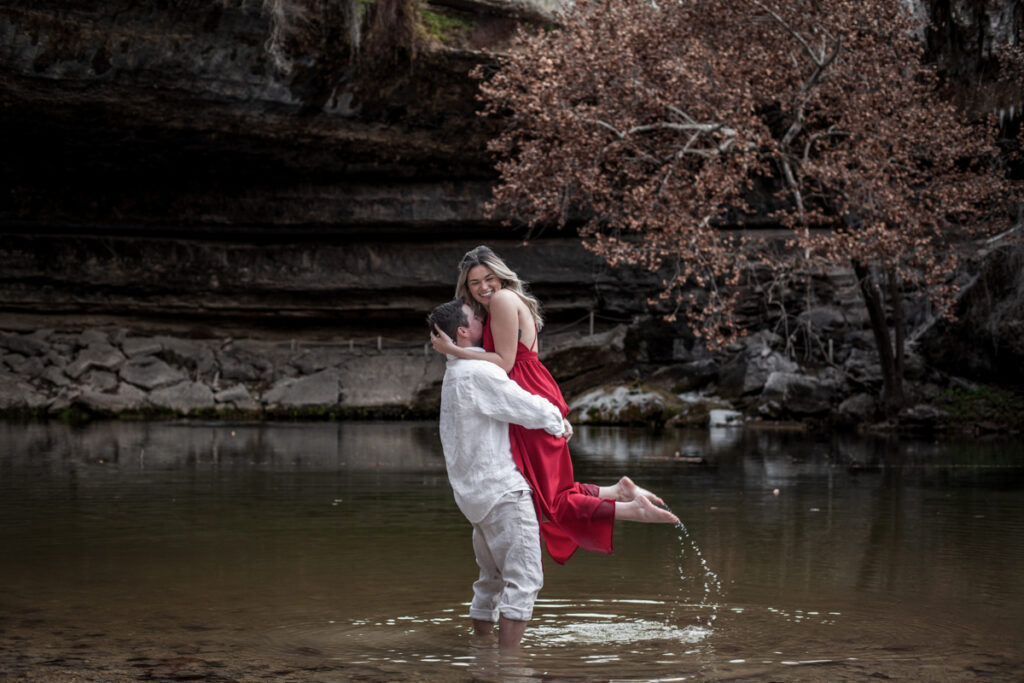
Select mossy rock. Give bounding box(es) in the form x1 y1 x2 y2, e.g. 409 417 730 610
568 383 681 426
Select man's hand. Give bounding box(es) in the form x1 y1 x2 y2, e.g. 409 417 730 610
561 419 574 442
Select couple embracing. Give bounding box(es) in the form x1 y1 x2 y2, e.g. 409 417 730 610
428 246 678 648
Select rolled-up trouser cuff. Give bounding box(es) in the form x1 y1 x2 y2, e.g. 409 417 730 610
470 490 543 625
498 603 533 622
469 608 498 622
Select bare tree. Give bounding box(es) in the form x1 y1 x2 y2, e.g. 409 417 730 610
476 0 1018 415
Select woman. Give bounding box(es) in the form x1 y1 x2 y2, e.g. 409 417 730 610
431 246 677 564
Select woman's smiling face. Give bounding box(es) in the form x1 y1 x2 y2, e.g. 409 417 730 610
466 264 502 309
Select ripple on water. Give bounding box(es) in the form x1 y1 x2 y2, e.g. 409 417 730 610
529 597 711 647
259 598 713 681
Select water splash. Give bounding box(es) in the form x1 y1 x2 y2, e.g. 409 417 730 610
669 517 723 630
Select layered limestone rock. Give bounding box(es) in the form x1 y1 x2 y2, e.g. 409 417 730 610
0 0 662 329
0 0 1020 426
1 0 1018 325
0 325 446 417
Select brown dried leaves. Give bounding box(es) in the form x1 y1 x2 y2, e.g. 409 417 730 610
477 0 1017 348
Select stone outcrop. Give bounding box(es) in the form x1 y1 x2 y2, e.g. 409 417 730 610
0 0 1020 432
0 325 445 417
0 0 661 330
4 0 1011 332
718 332 800 397
568 384 682 426
918 241 1024 387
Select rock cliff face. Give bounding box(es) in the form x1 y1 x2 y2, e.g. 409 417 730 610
922 0 1023 117
0 0 667 333
1 0 1019 325
0 0 1021 419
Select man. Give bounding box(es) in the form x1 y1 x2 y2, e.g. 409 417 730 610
429 299 569 648
429 299 679 648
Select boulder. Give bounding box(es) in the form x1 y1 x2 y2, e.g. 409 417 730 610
66 342 126 379
119 356 186 390
214 383 260 411
78 382 148 413
121 336 164 357
761 371 835 416
756 399 783 419
4 353 45 378
41 366 71 387
47 386 81 414
0 331 49 356
744 330 784 349
45 350 70 367
263 369 341 408
568 383 683 425
149 381 216 413
77 330 110 347
155 337 217 375
648 359 720 393
839 392 878 420
843 347 884 386
1 352 23 369
0 372 50 409
338 356 444 408
899 403 949 428
718 346 799 396
218 347 271 382
291 347 348 375
671 338 714 363
81 369 119 392
542 326 629 387
796 306 848 332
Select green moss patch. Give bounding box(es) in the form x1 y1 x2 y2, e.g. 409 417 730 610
420 9 474 46
938 385 1024 431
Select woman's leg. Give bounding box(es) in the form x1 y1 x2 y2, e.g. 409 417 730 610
597 476 665 506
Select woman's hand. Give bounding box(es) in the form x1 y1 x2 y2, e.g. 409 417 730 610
430 325 459 356
561 419 574 442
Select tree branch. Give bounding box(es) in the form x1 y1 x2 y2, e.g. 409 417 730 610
803 126 849 161
628 121 738 137
750 0 822 66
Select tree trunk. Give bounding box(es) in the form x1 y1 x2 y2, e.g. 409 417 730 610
888 268 905 391
853 260 904 415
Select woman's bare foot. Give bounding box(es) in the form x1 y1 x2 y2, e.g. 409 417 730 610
600 476 665 506
615 495 679 524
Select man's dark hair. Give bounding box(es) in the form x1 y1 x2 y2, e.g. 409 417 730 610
428 299 468 340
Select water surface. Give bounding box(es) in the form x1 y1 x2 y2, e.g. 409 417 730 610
1 421 1022 681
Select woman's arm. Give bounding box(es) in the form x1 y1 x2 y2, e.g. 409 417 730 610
429 330 507 367
485 291 520 373
428 292 520 373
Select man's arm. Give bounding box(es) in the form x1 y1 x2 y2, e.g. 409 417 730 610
467 364 568 437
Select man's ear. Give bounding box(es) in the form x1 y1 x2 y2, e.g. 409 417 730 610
454 324 469 341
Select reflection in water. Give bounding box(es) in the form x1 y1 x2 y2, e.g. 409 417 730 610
1 420 1023 681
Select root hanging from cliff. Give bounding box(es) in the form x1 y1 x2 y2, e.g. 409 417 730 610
240 0 366 74
361 0 421 65
259 0 311 74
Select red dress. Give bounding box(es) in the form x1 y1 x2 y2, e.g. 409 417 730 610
484 320 615 564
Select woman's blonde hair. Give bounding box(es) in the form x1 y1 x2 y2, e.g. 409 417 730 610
455 245 544 331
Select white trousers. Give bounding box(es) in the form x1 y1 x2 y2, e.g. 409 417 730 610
469 489 544 623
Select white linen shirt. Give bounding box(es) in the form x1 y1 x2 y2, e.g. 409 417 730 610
439 350 566 524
